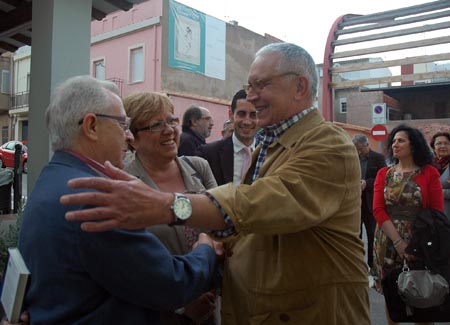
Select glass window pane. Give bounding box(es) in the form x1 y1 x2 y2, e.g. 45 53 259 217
94 60 105 81
131 48 144 83
1 70 10 93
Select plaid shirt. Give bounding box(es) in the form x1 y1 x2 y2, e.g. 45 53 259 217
209 106 317 238
251 106 315 182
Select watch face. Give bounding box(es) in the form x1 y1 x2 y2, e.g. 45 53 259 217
174 197 192 220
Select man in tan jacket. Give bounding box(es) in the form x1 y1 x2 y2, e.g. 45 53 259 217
62 43 370 324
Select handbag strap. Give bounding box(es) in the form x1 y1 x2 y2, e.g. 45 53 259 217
180 156 204 184
402 259 410 272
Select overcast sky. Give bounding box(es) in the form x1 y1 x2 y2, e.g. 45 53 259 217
176 0 439 64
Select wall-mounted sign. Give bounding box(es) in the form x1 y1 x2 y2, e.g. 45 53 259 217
372 103 386 125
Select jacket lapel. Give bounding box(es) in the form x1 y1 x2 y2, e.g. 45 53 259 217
219 137 234 184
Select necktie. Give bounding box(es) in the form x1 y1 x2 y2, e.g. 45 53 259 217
241 146 252 181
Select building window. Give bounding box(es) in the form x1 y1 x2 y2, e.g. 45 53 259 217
93 59 106 80
21 120 28 142
26 73 31 91
112 16 118 28
1 70 10 93
2 126 8 144
339 98 347 114
129 46 144 83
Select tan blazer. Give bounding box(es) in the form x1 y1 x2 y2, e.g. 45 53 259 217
209 110 370 324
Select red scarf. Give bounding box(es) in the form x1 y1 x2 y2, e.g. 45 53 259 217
434 155 450 174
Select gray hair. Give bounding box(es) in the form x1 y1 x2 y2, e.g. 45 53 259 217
255 43 318 100
46 75 120 150
352 134 369 146
222 119 232 131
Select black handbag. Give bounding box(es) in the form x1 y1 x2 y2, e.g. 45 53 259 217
382 264 450 322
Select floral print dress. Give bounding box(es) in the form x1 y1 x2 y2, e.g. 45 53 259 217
372 166 422 292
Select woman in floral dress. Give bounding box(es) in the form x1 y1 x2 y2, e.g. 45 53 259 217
372 124 443 325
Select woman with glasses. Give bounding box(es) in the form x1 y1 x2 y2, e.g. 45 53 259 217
430 131 450 218
123 92 219 325
372 124 443 325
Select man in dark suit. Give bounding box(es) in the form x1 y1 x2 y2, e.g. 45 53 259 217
178 105 214 156
196 89 257 185
352 134 386 269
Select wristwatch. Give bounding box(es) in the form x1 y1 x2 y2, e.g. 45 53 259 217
170 193 192 225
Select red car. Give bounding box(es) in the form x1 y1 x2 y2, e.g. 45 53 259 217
0 141 28 173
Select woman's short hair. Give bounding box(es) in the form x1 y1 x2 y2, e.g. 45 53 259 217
385 124 433 167
430 132 450 150
123 92 174 137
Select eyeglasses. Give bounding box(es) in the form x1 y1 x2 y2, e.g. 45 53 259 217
243 72 299 94
136 117 180 133
78 113 131 132
435 142 450 147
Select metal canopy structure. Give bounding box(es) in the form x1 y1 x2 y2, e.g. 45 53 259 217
322 0 450 121
0 0 149 190
0 0 146 55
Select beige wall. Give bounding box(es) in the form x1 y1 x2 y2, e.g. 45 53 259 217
160 0 282 101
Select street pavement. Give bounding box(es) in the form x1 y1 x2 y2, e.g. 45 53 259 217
22 172 27 197
362 227 389 325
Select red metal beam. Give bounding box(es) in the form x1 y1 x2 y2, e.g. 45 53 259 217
322 15 350 121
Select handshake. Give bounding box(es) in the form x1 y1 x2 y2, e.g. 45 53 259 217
193 233 224 257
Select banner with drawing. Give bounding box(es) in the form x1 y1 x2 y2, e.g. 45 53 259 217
168 0 225 80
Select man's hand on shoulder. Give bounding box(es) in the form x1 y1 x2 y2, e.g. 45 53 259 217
61 161 173 232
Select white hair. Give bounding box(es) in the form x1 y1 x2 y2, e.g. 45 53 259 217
45 76 120 150
256 43 318 100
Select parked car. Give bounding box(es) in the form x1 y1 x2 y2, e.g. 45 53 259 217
0 141 28 173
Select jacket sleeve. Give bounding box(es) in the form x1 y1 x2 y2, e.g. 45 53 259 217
209 124 361 235
202 163 218 190
424 164 444 211
79 228 218 311
364 152 386 191
193 156 218 190
444 188 450 200
373 167 390 226
183 156 218 190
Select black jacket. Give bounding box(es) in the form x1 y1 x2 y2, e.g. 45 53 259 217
406 208 450 273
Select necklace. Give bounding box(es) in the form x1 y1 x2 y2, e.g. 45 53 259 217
394 164 419 174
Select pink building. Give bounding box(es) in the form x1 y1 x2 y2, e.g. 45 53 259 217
90 0 282 141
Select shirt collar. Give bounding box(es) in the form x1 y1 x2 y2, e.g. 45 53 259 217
259 106 316 143
232 132 255 153
64 149 109 177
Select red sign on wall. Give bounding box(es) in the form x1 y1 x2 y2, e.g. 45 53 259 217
371 124 388 141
